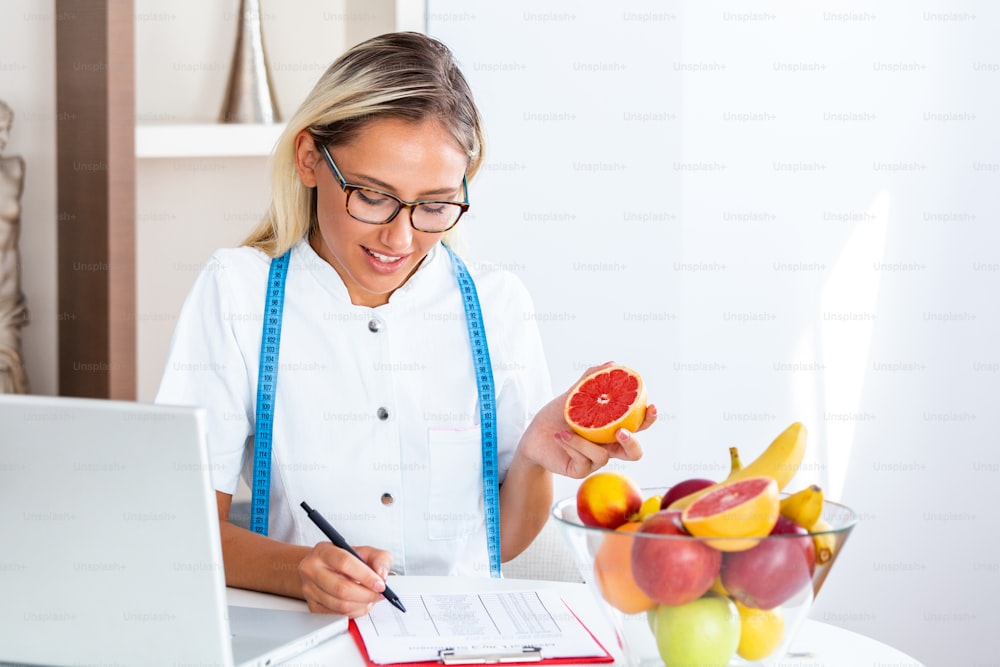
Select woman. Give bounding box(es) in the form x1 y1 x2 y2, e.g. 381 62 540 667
156 32 656 617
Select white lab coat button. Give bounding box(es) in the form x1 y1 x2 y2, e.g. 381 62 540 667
380 493 394 505
377 407 389 420
368 318 383 333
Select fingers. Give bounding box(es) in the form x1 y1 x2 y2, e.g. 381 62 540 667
357 545 393 582
299 543 391 618
637 403 658 432
303 585 375 617
605 403 656 460
551 415 647 478
612 426 644 461
526 367 656 479
554 429 610 478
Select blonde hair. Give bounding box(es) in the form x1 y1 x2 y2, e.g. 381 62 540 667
243 32 485 256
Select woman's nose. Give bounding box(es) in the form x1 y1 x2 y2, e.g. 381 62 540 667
379 207 416 249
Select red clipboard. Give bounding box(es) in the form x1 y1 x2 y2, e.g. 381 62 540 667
347 598 616 666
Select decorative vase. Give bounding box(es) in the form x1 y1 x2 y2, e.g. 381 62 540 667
219 0 282 124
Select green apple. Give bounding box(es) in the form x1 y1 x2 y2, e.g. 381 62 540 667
646 605 658 633
654 596 740 667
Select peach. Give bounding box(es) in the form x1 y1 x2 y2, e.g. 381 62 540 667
576 472 643 529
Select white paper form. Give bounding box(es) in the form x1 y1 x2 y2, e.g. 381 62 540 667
354 589 610 664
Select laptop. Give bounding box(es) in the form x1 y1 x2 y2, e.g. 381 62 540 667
0 394 348 666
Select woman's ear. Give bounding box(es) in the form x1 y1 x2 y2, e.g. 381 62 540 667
294 130 320 188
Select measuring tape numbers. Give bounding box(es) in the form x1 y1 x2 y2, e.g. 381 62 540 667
250 245 501 578
249 249 291 536
446 247 502 578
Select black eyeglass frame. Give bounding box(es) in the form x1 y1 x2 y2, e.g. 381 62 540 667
318 144 470 233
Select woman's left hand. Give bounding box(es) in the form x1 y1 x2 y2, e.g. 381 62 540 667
519 363 658 479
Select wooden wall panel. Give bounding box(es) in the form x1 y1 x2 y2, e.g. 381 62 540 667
55 0 135 398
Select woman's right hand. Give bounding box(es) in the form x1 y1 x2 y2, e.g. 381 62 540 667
297 543 394 617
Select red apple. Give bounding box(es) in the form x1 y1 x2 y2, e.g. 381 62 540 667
631 510 722 606
770 515 817 577
576 472 643 529
721 515 816 609
660 478 716 510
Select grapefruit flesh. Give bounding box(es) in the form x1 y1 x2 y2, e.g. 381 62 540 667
681 476 780 551
564 365 647 444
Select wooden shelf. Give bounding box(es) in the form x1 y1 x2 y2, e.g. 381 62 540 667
135 123 286 158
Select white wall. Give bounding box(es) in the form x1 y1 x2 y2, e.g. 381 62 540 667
428 2 998 666
1 0 58 396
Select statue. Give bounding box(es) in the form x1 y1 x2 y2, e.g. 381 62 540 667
0 99 30 393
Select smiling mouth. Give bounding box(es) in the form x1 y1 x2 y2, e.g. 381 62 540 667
364 247 406 265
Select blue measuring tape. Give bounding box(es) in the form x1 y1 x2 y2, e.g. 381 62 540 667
249 245 502 578
445 246 502 578
249 249 290 536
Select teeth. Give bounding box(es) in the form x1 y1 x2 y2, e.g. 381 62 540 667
367 248 401 263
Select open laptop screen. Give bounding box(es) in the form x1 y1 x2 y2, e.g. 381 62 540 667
0 395 337 666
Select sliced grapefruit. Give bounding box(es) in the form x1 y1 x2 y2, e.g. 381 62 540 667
681 476 780 551
564 365 647 444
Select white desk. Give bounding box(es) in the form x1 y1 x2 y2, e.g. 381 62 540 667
228 577 923 667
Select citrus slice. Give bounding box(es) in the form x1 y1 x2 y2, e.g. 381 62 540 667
564 365 647 444
681 477 780 551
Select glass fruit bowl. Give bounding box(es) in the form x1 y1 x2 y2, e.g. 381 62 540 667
551 487 857 667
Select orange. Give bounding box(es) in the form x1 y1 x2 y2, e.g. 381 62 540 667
593 521 657 614
564 365 647 444
681 477 780 551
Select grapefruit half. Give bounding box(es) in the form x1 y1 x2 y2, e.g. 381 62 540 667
681 476 780 551
563 365 647 444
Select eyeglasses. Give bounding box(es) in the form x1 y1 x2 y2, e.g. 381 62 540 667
319 144 469 233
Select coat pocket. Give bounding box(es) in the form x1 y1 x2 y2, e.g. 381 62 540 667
426 427 483 541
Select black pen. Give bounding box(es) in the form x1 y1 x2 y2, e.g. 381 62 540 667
299 501 407 613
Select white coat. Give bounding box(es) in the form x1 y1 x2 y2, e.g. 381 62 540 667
156 240 552 576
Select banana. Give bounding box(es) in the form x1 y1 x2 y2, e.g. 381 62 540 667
779 484 839 566
735 421 808 490
812 518 836 565
778 484 837 565
779 484 824 529
727 446 744 477
668 422 808 510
